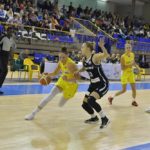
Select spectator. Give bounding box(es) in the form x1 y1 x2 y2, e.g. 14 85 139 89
7 8 13 21
0 4 8 22
68 2 74 15
62 20 70 32
8 13 21 24
116 53 120 63
76 4 82 17
110 53 118 64
61 5 66 15
50 15 61 30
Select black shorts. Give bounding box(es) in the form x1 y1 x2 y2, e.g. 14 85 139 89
86 82 109 98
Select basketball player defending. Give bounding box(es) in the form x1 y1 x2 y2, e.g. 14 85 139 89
25 47 79 120
75 39 110 129
108 43 140 106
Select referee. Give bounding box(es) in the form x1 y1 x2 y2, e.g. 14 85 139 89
0 28 15 95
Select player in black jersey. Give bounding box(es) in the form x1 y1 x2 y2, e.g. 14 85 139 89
75 39 110 129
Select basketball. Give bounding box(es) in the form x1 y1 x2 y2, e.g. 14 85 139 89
39 74 51 85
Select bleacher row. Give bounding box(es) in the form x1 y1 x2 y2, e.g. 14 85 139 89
74 18 150 52
0 19 150 53
116 41 150 52
113 33 150 43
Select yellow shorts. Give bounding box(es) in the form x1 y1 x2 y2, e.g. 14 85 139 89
55 77 78 99
121 71 135 85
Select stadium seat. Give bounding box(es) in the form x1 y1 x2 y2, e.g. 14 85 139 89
24 58 40 80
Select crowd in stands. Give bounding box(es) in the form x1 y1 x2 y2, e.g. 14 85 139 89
107 53 120 64
69 50 82 63
0 1 150 57
0 0 149 41
62 2 150 40
0 0 73 33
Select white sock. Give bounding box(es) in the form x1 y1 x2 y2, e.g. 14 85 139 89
91 114 96 118
32 107 40 116
99 110 106 118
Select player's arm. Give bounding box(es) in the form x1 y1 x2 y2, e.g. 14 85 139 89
93 38 109 64
48 63 61 77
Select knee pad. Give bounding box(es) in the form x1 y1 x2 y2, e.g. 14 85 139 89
82 101 94 114
87 96 96 106
82 101 88 109
88 96 101 112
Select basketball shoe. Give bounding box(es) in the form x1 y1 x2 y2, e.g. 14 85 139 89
100 116 110 129
84 116 99 124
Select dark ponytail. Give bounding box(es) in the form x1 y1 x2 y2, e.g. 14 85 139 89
61 47 68 54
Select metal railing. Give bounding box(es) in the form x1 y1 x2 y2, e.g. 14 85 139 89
73 17 115 41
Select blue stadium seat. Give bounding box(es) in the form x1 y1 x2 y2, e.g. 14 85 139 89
34 53 44 64
59 19 65 26
37 16 43 21
0 24 4 35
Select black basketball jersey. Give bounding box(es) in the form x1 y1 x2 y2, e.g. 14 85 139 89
83 54 108 85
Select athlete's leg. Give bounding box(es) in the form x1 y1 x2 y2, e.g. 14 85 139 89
25 86 61 120
82 94 99 123
58 96 68 107
108 84 127 105
130 83 138 106
89 91 110 128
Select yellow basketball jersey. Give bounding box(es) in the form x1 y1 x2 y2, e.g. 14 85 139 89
122 52 134 72
59 57 76 79
56 57 78 99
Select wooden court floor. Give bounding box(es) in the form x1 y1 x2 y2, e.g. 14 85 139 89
0 90 150 150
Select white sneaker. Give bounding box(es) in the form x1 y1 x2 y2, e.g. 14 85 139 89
145 108 150 113
24 113 35 120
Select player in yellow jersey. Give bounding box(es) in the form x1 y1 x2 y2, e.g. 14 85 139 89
25 47 79 120
108 43 140 107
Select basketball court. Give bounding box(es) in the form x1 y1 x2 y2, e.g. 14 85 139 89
0 73 150 150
